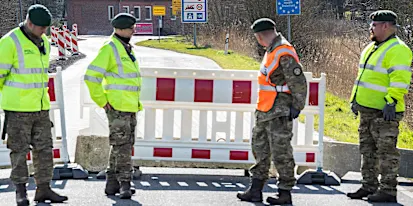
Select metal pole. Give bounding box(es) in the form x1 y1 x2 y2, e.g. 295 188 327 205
193 24 196 47
287 15 291 41
19 0 23 23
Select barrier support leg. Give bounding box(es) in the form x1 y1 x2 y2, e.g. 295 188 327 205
296 73 341 186
52 66 89 180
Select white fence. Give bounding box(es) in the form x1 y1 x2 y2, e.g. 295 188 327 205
79 67 327 169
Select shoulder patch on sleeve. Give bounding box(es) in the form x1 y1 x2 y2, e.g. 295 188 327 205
293 67 302 76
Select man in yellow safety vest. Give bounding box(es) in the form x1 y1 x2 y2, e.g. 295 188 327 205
0 4 68 206
84 13 142 199
347 10 412 203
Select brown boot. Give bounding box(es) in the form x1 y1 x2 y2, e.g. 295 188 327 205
34 183 68 203
236 179 265 202
15 184 29 206
347 187 375 199
267 189 292 205
119 181 132 199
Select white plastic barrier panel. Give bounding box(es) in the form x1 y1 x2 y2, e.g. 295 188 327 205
79 67 326 168
0 67 69 167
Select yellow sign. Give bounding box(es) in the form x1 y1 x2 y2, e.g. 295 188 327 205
172 0 181 15
153 6 166 16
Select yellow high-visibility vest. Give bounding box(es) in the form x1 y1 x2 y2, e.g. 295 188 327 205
84 35 142 113
350 36 412 112
0 27 51 112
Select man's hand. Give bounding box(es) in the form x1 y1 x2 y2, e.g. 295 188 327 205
383 103 396 121
289 107 300 121
103 103 113 111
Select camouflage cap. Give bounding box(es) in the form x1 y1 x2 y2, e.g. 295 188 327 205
111 13 137 29
369 10 397 24
251 18 275 33
27 4 52 26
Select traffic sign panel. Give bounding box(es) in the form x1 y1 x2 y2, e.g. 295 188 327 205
181 0 208 23
172 0 182 15
276 0 301 15
153 5 166 16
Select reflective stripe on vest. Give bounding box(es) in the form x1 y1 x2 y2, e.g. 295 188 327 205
105 84 140 92
6 32 47 89
259 85 290 92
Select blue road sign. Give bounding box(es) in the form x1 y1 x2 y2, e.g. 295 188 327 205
182 0 208 23
276 0 301 15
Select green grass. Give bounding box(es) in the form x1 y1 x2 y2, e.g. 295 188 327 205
136 36 260 70
136 37 413 150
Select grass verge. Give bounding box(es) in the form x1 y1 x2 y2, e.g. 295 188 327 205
136 37 413 150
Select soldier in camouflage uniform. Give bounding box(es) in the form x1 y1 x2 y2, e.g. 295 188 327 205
85 13 142 199
0 5 68 206
347 10 413 203
237 18 307 205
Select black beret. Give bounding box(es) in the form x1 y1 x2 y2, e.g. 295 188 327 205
251 18 275 33
369 10 397 24
111 13 137 29
28 4 52 26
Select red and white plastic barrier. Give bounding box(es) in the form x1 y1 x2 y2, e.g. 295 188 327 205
0 67 69 167
72 24 78 37
79 68 327 170
71 31 79 55
57 31 66 60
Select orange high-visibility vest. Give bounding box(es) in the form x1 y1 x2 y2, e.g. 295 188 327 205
257 43 300 112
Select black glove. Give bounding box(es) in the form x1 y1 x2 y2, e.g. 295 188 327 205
351 103 358 117
383 103 396 121
290 107 300 120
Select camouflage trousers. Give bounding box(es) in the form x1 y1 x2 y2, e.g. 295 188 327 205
105 109 137 182
249 116 296 190
359 111 403 196
5 110 53 185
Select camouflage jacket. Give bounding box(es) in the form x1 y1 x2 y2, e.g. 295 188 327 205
255 33 308 123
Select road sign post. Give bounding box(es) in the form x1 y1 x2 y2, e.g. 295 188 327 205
181 0 208 47
153 6 166 42
276 0 301 41
276 0 340 186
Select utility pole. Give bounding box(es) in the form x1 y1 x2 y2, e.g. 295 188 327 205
19 0 23 23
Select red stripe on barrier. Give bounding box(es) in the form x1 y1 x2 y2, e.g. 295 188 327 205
156 78 175 101
131 147 134 156
53 149 60 159
230 151 249 161
309 82 319 106
27 152 31 161
48 78 56 102
232 81 252 104
191 149 211 159
194 79 213 102
306 152 315 162
154 148 173 157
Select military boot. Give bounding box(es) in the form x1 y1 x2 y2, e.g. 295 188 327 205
119 181 132 199
267 189 292 205
105 176 120 195
367 191 397 203
34 183 68 203
347 188 375 199
236 179 265 202
15 184 29 206
105 176 136 195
